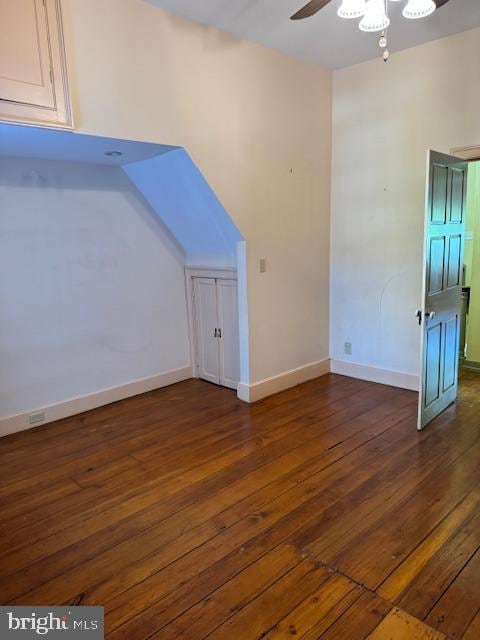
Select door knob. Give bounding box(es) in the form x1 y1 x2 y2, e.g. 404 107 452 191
416 310 436 326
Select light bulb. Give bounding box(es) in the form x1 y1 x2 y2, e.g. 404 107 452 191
359 0 390 33
402 0 436 19
337 0 367 19
383 49 390 62
379 33 387 48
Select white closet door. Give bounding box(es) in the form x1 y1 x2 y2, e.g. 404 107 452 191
194 278 220 385
217 279 240 390
0 0 56 108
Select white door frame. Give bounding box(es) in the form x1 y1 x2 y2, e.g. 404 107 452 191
451 145 480 161
451 146 480 374
185 266 238 382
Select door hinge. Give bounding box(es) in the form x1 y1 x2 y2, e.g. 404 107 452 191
49 67 54 85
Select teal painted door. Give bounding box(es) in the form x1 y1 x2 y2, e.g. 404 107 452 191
419 151 468 430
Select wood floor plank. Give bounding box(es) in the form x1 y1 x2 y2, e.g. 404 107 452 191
0 383 406 588
425 548 480 639
97 417 421 631
394 493 480 621
316 591 391 640
80 403 418 621
261 572 363 640
81 413 415 628
300 404 480 589
150 544 307 640
290 410 477 568
5 408 419 619
463 609 480 640
367 608 447 640
201 557 331 640
377 489 480 603
0 373 478 640
0 375 362 530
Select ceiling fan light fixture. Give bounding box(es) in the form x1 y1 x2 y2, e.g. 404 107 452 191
337 0 367 19
359 0 390 32
402 0 436 19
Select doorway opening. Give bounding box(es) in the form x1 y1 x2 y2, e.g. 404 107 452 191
459 159 480 396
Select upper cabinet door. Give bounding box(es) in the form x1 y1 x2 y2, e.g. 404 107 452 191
0 0 72 127
0 0 56 108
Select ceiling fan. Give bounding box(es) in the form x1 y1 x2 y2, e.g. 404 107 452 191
291 0 452 61
291 0 451 20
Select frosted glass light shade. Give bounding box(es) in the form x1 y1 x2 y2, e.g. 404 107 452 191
402 0 436 19
359 0 390 32
337 0 367 19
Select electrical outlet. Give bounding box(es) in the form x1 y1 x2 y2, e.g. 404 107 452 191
29 411 45 425
260 258 267 273
344 342 352 356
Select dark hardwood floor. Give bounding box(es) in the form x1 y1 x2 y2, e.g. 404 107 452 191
1 372 480 639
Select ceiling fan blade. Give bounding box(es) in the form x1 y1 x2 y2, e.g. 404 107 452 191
435 0 451 6
290 0 333 20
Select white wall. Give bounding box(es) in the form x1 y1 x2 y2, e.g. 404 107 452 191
331 28 480 386
0 156 190 423
62 0 332 387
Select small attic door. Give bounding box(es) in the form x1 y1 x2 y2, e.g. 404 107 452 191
191 273 240 391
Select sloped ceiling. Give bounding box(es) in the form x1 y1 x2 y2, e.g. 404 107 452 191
125 149 242 267
0 124 242 266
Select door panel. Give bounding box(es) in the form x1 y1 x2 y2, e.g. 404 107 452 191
217 279 240 390
450 168 465 222
0 0 55 108
431 165 448 223
428 237 446 294
424 323 442 407
193 278 219 385
443 315 458 392
446 235 462 288
419 151 467 430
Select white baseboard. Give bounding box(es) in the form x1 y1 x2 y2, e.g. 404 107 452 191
330 359 419 392
0 366 193 438
237 358 331 403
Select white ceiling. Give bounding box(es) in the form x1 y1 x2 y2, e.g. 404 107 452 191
143 0 480 69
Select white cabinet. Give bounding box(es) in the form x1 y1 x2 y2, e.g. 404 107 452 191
193 277 240 390
0 0 72 127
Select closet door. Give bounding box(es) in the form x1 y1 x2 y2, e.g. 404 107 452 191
0 0 55 107
217 279 240 390
0 0 72 127
194 278 220 385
